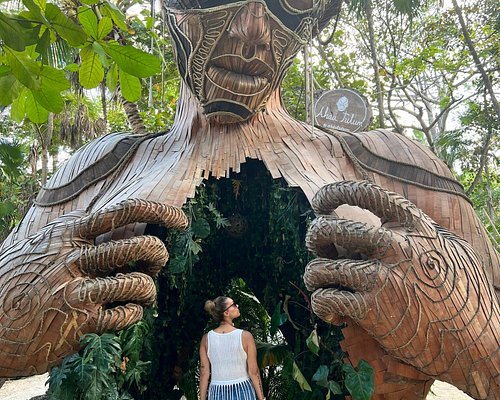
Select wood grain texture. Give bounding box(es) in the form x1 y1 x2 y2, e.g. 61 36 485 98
1 1 498 398
3 85 497 398
305 181 499 399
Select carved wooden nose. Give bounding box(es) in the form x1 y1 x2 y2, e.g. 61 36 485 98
228 2 271 47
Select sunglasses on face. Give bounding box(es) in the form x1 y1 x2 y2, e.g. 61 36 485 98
165 0 315 12
223 302 239 312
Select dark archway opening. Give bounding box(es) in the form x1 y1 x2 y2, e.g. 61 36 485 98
139 159 344 399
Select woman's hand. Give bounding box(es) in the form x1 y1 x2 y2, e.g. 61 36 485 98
304 181 499 399
0 199 187 377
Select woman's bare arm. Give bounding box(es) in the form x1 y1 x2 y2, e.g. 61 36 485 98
243 331 265 400
199 334 210 400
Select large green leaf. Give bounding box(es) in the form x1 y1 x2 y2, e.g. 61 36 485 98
81 333 121 372
119 70 141 102
10 88 27 121
270 301 288 336
33 0 46 12
25 90 49 123
45 4 87 46
100 2 127 31
79 46 104 89
0 12 26 51
120 321 149 364
22 0 49 25
92 41 110 67
97 16 113 40
106 63 118 91
4 48 39 90
306 328 320 355
103 42 161 78
78 6 98 39
0 66 11 77
328 381 342 395
35 28 51 58
292 361 312 392
312 365 329 387
187 238 202 255
343 360 374 400
46 355 80 399
0 75 20 106
32 86 63 113
39 65 70 92
168 255 188 274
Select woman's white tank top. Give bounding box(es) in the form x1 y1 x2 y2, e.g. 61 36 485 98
207 329 249 383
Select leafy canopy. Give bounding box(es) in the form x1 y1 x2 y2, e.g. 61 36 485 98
0 0 161 123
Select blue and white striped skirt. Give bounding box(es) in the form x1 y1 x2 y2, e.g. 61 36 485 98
208 377 256 400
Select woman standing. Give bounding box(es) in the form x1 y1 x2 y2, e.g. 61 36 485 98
199 296 265 400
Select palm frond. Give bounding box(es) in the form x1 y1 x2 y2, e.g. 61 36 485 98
256 341 292 369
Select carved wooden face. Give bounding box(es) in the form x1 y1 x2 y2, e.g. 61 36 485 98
165 0 332 123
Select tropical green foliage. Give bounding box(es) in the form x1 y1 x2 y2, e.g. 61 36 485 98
0 0 160 123
343 361 374 400
0 119 38 240
47 318 153 400
135 161 374 399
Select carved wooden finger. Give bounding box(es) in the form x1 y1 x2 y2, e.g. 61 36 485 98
312 181 423 229
311 288 368 326
304 258 381 292
305 216 394 258
66 272 156 306
78 236 169 277
95 303 143 333
74 199 188 238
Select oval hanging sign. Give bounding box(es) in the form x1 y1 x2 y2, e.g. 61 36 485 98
314 89 372 132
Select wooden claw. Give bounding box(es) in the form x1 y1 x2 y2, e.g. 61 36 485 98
306 216 393 257
67 272 156 306
304 258 381 292
78 235 169 277
95 303 143 333
311 288 368 325
74 199 188 238
312 181 422 228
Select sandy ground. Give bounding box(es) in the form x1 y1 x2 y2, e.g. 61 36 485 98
0 374 473 400
0 374 48 400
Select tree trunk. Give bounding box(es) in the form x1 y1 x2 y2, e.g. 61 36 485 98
100 81 108 130
484 163 494 223
121 97 147 134
365 1 385 128
466 124 491 196
148 0 155 108
51 146 58 174
39 113 53 185
452 0 500 120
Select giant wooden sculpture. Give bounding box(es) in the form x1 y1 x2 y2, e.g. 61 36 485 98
0 1 498 399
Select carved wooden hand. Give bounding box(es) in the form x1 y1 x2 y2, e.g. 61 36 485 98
0 199 187 377
304 181 499 399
